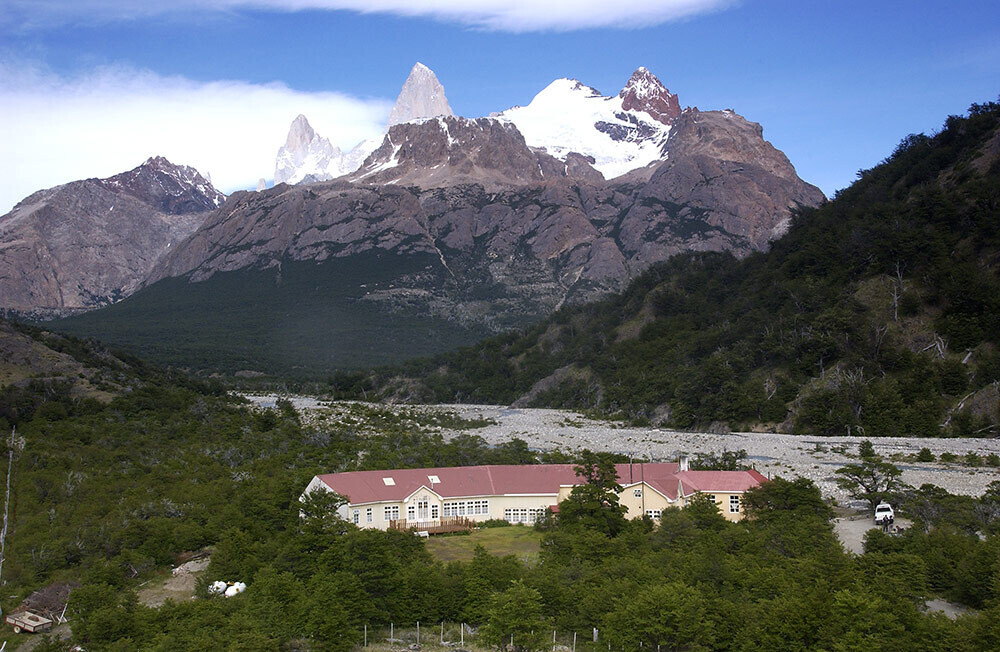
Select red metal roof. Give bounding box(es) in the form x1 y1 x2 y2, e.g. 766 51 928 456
315 462 763 505
675 469 767 495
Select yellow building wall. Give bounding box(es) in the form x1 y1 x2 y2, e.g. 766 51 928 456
345 490 560 530
616 482 672 519
316 480 750 530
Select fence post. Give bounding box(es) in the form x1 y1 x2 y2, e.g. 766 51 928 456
553 630 556 652
364 624 367 648
461 623 464 646
573 632 577 652
441 622 444 644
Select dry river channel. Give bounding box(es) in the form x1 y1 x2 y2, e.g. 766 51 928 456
244 395 1000 508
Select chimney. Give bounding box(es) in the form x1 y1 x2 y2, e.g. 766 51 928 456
679 455 690 472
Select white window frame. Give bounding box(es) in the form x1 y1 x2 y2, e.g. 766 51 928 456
646 509 661 519
633 488 642 498
384 505 399 521
407 505 416 520
366 507 373 523
431 504 439 520
729 495 740 513
352 509 360 524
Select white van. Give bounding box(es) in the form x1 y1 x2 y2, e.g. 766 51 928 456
874 503 894 524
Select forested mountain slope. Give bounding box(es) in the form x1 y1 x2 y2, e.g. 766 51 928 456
372 102 1000 437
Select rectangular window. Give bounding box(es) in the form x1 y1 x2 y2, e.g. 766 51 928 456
646 509 661 519
729 495 740 513
384 506 399 521
634 488 642 498
352 509 360 524
366 507 373 523
431 504 439 520
407 505 415 520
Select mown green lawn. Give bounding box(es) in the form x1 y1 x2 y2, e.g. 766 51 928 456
425 526 542 562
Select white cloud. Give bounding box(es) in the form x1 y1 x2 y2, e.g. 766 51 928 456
0 61 391 214
2 0 733 33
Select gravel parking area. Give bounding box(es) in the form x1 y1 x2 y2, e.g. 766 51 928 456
243 396 1000 506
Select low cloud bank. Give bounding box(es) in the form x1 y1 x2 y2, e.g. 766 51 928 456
0 61 390 213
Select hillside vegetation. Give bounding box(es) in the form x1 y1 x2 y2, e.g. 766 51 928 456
370 102 1000 437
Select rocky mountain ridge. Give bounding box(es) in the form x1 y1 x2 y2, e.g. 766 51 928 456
147 106 823 335
0 157 223 316
273 64 681 188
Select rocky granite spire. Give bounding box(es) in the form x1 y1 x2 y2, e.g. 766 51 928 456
619 66 681 126
274 115 339 185
387 62 454 127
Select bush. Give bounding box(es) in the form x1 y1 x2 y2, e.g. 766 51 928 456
916 448 935 462
940 452 958 463
479 519 511 528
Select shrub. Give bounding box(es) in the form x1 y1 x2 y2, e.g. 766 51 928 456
916 448 935 462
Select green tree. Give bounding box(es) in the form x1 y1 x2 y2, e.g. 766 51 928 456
480 581 549 652
835 459 904 511
604 582 715 652
557 451 627 535
858 439 876 460
743 476 833 521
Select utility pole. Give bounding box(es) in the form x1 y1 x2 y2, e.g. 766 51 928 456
0 427 16 618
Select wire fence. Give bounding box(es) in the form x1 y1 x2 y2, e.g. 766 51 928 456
357 622 634 652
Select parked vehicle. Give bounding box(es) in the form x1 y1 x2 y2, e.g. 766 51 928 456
874 503 894 525
6 610 53 634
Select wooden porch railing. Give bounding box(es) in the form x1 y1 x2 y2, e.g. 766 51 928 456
387 516 476 534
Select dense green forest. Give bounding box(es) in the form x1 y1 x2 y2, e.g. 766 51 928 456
360 101 1000 437
0 327 998 650
47 251 488 376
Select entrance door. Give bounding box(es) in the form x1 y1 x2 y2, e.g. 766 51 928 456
417 496 429 521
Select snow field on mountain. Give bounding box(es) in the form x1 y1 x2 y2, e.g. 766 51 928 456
495 78 670 179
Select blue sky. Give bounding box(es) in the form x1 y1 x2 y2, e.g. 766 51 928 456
1 0 998 212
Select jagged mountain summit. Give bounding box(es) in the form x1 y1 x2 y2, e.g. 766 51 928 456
387 62 455 127
0 157 223 316
273 62 454 185
493 67 678 179
273 115 378 185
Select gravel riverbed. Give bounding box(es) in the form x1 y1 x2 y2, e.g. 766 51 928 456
244 395 1000 506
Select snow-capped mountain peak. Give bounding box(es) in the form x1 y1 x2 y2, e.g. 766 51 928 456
494 68 677 180
273 114 380 185
619 67 681 125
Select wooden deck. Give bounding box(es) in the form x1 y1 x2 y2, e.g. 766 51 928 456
388 516 476 534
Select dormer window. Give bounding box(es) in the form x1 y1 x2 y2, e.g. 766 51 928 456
428 475 440 484
382 477 395 486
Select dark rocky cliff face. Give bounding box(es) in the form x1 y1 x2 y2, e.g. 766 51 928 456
348 116 603 189
0 158 223 316
148 109 823 332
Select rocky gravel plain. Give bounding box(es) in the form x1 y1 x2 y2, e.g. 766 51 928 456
245 395 1000 506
